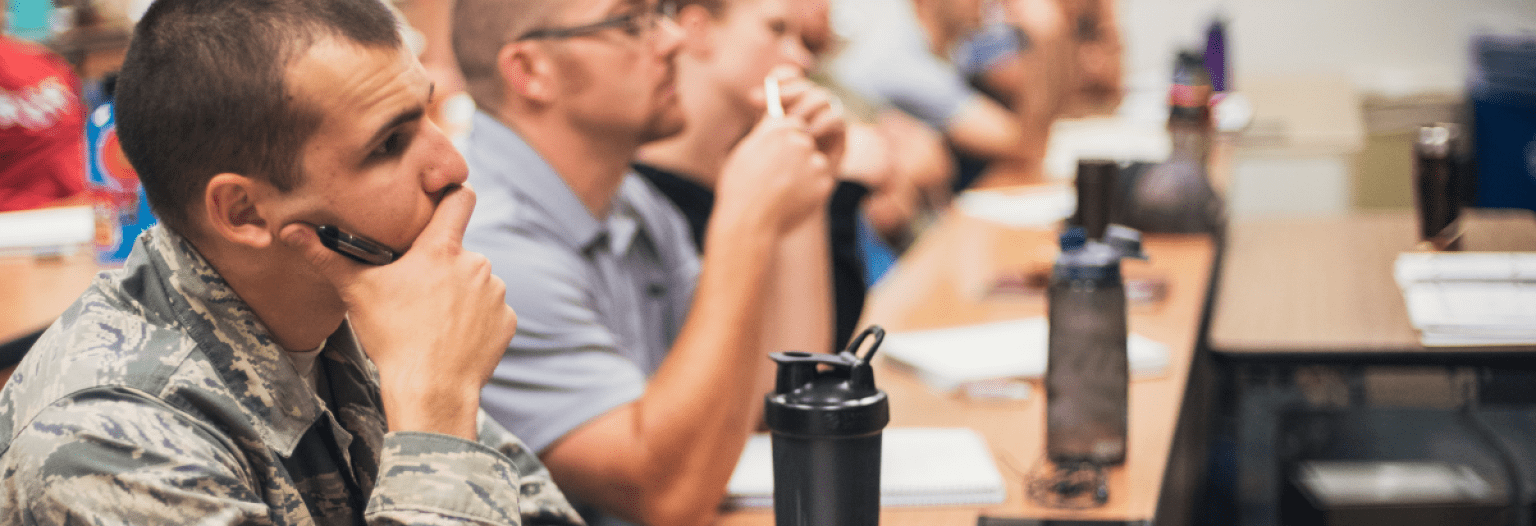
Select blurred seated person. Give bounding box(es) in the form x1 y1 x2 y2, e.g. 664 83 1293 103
452 0 840 523
956 0 1122 118
0 0 583 523
0 27 86 211
828 0 1071 188
792 0 953 259
636 0 869 347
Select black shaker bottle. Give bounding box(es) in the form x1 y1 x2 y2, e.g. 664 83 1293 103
765 326 890 526
1046 226 1144 465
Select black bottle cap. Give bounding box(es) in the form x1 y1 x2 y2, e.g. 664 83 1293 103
765 327 891 437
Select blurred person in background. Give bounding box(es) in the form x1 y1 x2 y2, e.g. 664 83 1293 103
827 0 1076 188
452 0 841 523
0 16 86 212
789 0 954 264
634 0 859 348
957 0 1123 119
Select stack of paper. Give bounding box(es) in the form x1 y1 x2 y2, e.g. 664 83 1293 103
725 427 1006 509
1394 252 1536 346
877 317 1170 392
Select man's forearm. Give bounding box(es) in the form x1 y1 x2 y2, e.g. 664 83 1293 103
626 210 783 518
753 208 834 394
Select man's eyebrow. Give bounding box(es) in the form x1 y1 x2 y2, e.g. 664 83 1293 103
365 105 425 149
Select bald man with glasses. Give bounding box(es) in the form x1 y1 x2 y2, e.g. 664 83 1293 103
452 1 844 525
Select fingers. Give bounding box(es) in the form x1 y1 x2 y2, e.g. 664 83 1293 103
277 184 478 290
749 65 805 109
775 78 843 129
414 183 477 248
746 107 808 140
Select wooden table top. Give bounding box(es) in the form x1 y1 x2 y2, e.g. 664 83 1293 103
1208 208 1536 359
0 252 100 344
720 191 1217 525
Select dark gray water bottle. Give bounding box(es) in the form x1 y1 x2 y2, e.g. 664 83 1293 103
1046 226 1144 465
1122 51 1224 234
765 326 890 526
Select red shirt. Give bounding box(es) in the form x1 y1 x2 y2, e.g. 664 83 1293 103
0 36 86 212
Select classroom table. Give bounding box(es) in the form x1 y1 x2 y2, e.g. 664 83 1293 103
0 250 100 386
1205 208 1536 526
1210 208 1536 362
719 186 1219 526
0 251 99 341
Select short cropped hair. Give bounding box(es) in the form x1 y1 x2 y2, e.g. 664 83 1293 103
452 0 562 112
115 0 401 236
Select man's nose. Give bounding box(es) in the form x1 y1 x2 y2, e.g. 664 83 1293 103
422 124 469 194
781 36 815 73
654 15 685 56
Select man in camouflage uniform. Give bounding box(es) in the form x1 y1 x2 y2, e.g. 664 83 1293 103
0 1 585 524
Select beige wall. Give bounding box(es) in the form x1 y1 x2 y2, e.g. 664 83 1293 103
1112 0 1534 214
1117 0 1536 98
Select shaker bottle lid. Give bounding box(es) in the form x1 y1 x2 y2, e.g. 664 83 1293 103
765 327 891 436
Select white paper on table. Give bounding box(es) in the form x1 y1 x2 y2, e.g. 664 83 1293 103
954 186 1075 229
878 317 1170 392
1401 281 1536 346
725 427 1006 508
1394 252 1536 286
1394 252 1536 346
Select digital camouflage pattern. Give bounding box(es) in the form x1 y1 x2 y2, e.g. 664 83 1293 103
0 226 585 526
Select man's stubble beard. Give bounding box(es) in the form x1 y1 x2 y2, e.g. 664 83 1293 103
637 102 687 144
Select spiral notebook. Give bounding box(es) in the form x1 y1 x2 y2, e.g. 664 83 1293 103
724 427 1007 508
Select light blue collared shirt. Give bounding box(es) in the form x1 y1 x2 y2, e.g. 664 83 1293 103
462 111 700 457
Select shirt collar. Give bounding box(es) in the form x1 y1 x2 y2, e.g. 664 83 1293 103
467 110 654 258
139 226 351 456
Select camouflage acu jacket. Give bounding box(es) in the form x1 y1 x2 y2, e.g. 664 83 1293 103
0 226 585 526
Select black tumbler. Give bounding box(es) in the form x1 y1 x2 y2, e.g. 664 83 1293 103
1414 123 1462 250
1073 159 1120 240
765 326 890 526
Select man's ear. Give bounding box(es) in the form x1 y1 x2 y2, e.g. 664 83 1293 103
499 42 557 104
677 4 716 59
203 173 273 249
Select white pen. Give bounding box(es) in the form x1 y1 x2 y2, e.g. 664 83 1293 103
764 76 784 118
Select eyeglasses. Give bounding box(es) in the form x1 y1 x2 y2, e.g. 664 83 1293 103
517 1 678 41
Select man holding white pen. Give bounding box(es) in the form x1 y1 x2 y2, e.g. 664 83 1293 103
451 0 843 525
635 0 872 345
